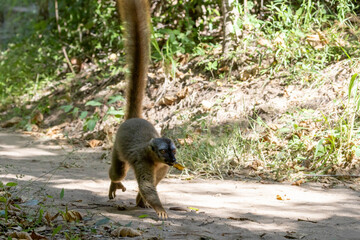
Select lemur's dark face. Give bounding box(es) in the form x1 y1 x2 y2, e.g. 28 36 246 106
150 138 177 166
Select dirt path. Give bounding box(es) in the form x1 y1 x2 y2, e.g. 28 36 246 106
1 131 360 240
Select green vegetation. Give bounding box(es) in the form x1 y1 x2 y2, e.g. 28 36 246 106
1 1 360 238
1 0 360 181
0 180 129 239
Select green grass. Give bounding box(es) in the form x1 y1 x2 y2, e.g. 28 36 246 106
170 73 360 180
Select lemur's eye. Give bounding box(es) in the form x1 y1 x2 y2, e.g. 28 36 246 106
160 150 166 154
172 149 176 154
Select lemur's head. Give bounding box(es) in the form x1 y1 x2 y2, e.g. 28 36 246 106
149 138 177 166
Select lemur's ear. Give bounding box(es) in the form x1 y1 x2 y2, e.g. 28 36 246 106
149 138 156 151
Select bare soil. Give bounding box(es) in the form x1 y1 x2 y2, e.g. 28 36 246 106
1 130 360 240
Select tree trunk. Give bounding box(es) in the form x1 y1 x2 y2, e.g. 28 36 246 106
221 0 241 58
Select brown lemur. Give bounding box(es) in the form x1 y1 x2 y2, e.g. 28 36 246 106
108 0 177 220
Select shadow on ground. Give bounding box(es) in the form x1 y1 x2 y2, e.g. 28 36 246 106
1 131 360 239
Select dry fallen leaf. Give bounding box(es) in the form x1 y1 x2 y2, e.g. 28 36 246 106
250 160 263 171
63 210 82 222
260 132 280 145
177 137 193 145
160 95 177 106
45 212 60 225
177 53 189 65
175 71 185 79
31 111 44 125
291 179 305 186
306 31 328 49
194 128 202 134
1 116 22 128
111 227 142 237
257 38 272 48
239 69 253 81
9 232 32 240
30 124 39 132
46 123 69 137
173 163 185 171
276 194 290 201
30 231 48 240
87 139 102 148
276 195 283 200
216 81 224 86
176 87 189 99
218 66 229 73
46 126 61 136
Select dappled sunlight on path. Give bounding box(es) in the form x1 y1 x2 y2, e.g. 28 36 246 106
1 131 360 239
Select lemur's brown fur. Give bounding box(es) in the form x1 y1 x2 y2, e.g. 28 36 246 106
108 0 177 220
